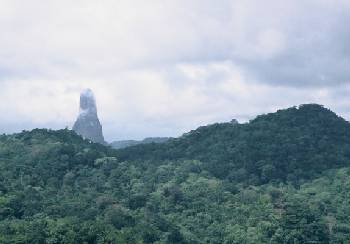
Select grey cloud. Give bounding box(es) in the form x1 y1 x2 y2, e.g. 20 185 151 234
229 2 350 87
0 0 350 140
1 0 349 88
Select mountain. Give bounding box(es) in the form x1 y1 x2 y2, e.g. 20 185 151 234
73 89 105 144
116 104 350 184
110 137 171 149
1 104 350 243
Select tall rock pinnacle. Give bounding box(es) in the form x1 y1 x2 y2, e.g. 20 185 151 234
73 89 105 144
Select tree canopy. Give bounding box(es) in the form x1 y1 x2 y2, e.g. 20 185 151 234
0 104 350 243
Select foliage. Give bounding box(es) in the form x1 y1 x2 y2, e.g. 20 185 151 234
1 105 350 243
117 104 350 184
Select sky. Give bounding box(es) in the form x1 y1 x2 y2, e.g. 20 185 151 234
1 0 350 142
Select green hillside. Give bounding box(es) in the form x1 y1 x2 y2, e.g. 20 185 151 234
0 105 350 243
117 104 350 184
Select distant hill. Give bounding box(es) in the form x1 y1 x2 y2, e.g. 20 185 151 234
110 137 171 149
116 104 350 184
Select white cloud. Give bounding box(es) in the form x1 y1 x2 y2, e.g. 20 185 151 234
0 0 349 140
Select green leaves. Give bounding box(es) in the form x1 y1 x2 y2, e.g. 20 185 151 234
1 105 350 243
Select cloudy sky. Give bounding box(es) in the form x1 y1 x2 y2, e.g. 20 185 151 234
1 0 350 141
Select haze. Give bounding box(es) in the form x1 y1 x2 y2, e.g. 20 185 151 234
0 0 350 141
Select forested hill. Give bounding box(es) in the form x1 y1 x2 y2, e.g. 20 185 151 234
2 105 350 242
117 104 350 184
0 128 117 168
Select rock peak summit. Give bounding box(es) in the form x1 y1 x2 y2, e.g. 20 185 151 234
73 89 105 144
79 89 97 116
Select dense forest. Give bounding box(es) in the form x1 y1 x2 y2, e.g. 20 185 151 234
1 104 350 243
118 104 350 185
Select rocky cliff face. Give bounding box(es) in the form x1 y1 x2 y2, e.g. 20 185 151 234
73 89 105 144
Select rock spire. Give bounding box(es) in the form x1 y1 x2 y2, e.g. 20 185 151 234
73 89 105 144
